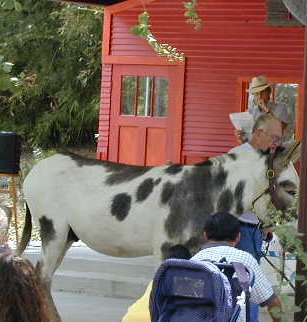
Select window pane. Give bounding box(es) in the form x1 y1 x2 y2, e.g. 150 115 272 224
153 77 169 117
137 76 153 116
121 76 136 115
275 83 298 141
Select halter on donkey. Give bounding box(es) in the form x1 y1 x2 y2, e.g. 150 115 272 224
18 142 300 321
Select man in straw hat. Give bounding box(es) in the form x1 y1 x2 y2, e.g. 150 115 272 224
236 75 292 143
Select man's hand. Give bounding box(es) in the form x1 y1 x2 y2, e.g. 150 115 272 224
235 129 246 144
263 227 273 242
267 295 282 322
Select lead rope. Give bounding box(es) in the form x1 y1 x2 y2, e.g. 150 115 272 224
263 151 291 288
262 252 294 290
252 151 292 288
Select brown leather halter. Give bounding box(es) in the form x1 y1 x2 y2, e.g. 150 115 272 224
251 151 283 212
251 141 300 212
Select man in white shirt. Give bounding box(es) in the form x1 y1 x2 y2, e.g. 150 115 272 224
229 113 283 262
229 114 283 322
191 212 282 322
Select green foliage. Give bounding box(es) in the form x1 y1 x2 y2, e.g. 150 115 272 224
183 0 202 30
131 3 201 60
0 0 22 11
131 11 150 38
131 11 185 62
0 0 102 148
266 194 307 321
0 56 24 93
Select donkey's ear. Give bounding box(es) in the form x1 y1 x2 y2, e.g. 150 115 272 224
274 141 301 173
282 141 301 164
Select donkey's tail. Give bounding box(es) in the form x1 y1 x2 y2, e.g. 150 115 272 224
17 203 32 255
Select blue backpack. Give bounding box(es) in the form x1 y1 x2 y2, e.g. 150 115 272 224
149 259 253 322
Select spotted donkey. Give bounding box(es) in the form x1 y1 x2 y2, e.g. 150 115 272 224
18 142 300 321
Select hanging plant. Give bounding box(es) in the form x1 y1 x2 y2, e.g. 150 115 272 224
131 11 185 62
183 0 202 30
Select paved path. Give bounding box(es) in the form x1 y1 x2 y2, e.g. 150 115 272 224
53 291 273 322
19 242 294 322
53 291 133 322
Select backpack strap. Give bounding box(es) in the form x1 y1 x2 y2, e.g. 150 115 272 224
232 262 250 292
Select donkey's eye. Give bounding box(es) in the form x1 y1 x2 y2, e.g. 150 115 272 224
286 190 297 196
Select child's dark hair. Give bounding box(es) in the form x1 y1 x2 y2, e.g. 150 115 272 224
204 212 240 242
164 244 191 260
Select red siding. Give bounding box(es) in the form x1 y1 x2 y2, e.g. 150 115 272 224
104 0 304 161
97 64 112 160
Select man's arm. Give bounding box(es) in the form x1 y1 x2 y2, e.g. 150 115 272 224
245 254 281 322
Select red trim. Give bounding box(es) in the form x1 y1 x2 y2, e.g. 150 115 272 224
103 55 184 66
103 11 112 57
107 0 157 14
60 0 127 5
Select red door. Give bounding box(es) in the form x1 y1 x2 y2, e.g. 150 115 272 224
108 64 184 166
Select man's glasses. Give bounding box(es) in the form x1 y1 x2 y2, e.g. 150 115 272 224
261 129 282 146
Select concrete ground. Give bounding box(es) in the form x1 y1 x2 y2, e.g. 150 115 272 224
20 241 294 322
53 291 273 322
53 291 133 322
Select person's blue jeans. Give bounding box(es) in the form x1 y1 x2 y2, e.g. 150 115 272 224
236 223 263 322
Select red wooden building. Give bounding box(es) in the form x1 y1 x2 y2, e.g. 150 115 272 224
66 0 305 165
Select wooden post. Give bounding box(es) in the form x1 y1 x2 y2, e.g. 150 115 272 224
294 25 307 322
0 173 19 243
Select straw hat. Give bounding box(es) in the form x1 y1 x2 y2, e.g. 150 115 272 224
247 75 271 94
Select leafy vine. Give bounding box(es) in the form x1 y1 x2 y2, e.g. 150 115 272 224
131 1 203 61
265 195 307 321
183 0 202 30
131 11 185 62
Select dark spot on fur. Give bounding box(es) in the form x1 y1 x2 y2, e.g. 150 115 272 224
161 181 175 204
39 216 56 250
154 178 161 186
111 193 132 221
217 189 233 212
106 164 151 185
63 151 151 185
213 166 228 189
164 164 183 175
67 227 79 243
228 153 237 161
136 178 154 202
234 181 245 215
165 165 214 239
59 150 103 166
195 159 213 166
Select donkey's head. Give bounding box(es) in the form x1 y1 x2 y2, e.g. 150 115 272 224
252 141 300 221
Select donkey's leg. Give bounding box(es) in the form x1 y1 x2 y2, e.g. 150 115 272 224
37 220 78 322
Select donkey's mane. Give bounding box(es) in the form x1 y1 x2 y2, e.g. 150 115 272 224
57 150 151 171
58 147 259 174
195 151 251 169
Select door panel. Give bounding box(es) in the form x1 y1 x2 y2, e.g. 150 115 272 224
118 126 138 164
145 128 166 166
